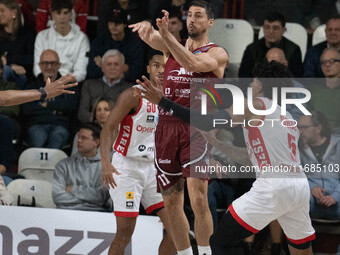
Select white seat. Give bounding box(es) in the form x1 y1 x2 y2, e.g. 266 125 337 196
208 19 254 78
258 22 308 60
7 179 56 208
312 24 326 46
18 148 68 183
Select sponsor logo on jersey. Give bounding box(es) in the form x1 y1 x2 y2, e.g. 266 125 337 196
126 201 134 209
136 125 155 133
165 88 171 94
167 68 204 84
115 124 131 155
126 192 134 199
175 88 191 98
170 67 194 76
158 159 171 164
138 145 146 151
146 115 155 123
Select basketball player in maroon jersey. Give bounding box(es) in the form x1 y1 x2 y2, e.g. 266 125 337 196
137 61 315 255
129 1 228 255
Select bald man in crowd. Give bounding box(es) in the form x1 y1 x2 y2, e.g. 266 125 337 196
304 17 340 77
309 48 340 132
23 50 78 149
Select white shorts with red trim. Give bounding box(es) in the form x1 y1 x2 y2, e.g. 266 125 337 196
230 172 315 244
109 153 164 217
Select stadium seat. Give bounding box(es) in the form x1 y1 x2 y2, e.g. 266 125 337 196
7 179 56 208
208 18 254 78
18 148 67 183
312 24 326 46
258 22 308 60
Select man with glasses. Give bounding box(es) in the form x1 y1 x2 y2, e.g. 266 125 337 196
309 48 340 133
239 11 303 78
304 17 340 78
23 49 78 149
298 111 340 220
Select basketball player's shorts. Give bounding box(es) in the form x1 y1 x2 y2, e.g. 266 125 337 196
109 153 164 217
229 171 315 244
155 119 210 191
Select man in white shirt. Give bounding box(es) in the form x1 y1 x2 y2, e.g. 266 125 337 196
33 0 90 82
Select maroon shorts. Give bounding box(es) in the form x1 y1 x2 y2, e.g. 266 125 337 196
155 119 209 190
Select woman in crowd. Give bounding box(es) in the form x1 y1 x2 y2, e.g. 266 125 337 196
0 0 35 88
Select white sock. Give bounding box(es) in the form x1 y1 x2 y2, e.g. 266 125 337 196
177 247 193 255
197 245 212 255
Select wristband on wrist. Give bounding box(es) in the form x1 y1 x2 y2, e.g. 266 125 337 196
38 87 47 101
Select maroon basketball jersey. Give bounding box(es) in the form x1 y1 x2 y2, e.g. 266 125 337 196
160 40 219 120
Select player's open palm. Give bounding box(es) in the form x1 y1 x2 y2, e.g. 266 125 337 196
137 75 164 104
102 162 121 190
44 74 77 99
129 21 153 43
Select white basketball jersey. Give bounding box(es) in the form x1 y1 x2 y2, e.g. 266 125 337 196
113 87 158 161
243 97 301 169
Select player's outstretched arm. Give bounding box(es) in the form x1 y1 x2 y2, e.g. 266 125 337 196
129 21 169 53
137 76 232 131
156 10 228 76
0 74 77 106
199 130 252 166
100 88 140 189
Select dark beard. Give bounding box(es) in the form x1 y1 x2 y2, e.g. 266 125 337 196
188 28 207 40
188 31 199 39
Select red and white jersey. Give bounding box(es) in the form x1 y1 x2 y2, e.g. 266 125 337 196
113 86 158 161
243 97 301 170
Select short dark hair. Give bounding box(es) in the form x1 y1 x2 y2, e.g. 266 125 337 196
253 60 293 102
326 15 340 25
168 6 182 21
264 11 285 27
51 0 73 12
189 0 214 19
147 49 163 63
80 122 102 140
309 111 332 139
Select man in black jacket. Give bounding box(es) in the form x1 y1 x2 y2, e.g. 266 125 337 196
239 12 303 78
23 49 78 149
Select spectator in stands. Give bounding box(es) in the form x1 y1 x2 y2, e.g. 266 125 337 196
18 0 35 30
34 0 89 83
265 47 306 121
309 48 340 132
0 0 35 88
0 57 19 179
304 17 340 78
23 49 78 149
239 11 303 78
0 175 13 204
299 111 340 220
87 8 145 83
52 122 112 212
78 49 132 123
72 97 114 155
168 6 184 42
36 0 88 34
97 0 147 35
